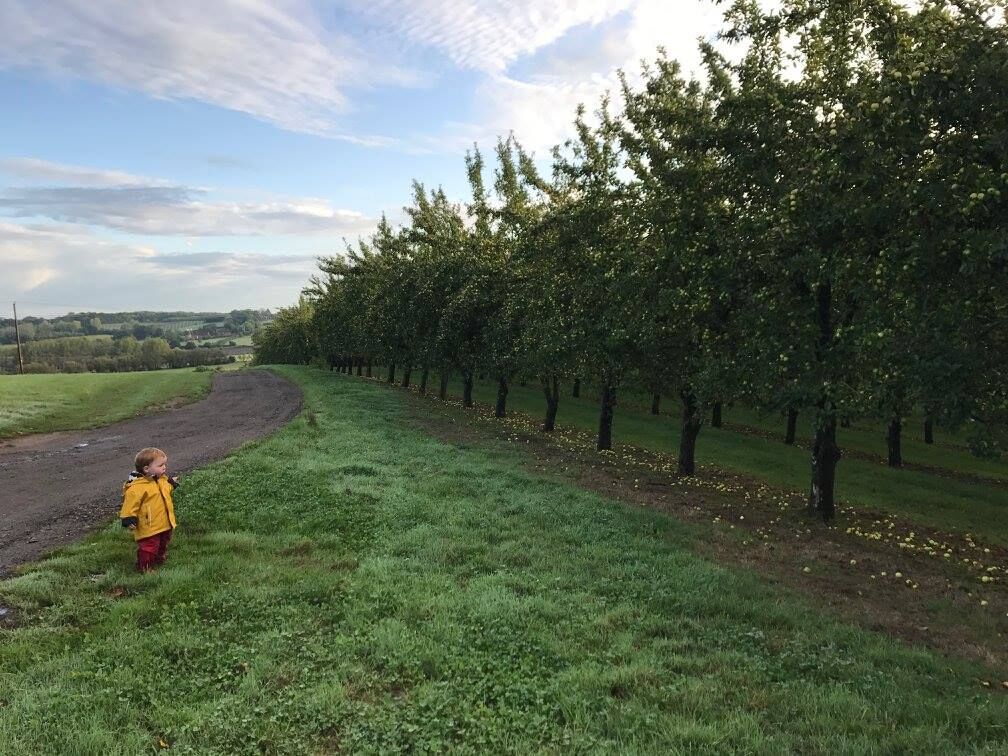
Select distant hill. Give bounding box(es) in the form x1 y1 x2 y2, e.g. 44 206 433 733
1 309 274 346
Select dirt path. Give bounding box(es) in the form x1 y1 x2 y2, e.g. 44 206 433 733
0 369 301 576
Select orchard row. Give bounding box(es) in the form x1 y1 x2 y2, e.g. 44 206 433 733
257 1 1007 521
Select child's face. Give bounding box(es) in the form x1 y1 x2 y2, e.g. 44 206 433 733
144 456 168 478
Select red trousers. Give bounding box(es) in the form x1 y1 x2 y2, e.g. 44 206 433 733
136 529 173 571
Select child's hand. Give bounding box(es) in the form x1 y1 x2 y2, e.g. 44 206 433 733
128 524 136 531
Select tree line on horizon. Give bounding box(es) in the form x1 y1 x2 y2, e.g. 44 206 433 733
255 0 1008 521
0 336 233 375
0 309 273 346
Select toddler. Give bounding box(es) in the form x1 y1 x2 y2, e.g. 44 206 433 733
119 447 178 571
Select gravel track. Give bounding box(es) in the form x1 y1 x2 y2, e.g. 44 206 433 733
0 369 301 575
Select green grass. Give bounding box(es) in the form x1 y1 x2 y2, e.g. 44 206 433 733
2 366 1006 754
712 402 1005 481
565 380 1006 481
0 369 213 438
428 374 1008 546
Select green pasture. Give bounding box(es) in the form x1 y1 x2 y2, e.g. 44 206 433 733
562 380 1005 480
429 373 1008 544
0 369 212 439
1 366 1005 754
198 335 254 347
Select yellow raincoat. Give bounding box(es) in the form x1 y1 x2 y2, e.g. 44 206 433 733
119 473 177 540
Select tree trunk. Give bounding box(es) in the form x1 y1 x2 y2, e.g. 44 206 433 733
711 402 723 428
650 393 660 415
572 378 581 398
541 375 560 432
808 414 841 521
387 362 396 384
439 371 449 401
328 355 336 371
808 281 840 522
840 417 850 428
356 358 363 376
462 372 474 408
924 417 934 444
887 415 902 467
597 381 616 450
366 358 372 378
678 391 703 476
785 408 798 445
495 377 509 418
401 366 411 389
419 367 429 395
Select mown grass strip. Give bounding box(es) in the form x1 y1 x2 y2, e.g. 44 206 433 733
599 382 1004 478
1 366 1005 754
439 375 1008 544
0 369 213 439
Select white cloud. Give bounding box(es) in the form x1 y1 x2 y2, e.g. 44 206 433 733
1 221 156 296
146 251 319 283
0 159 376 237
0 158 366 313
0 0 414 139
427 73 612 156
0 186 375 236
0 222 318 315
416 0 727 154
0 158 171 187
349 0 633 73
0 0 731 153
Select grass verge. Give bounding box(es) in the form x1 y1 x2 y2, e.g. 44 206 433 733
402 384 1008 677
0 369 214 439
1 366 1006 753
608 383 1006 482
436 375 1008 543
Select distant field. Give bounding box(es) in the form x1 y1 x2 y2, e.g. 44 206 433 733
198 334 253 347
0 369 213 439
104 320 217 331
1 333 255 354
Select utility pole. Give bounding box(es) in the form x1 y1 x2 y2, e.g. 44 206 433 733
12 302 25 375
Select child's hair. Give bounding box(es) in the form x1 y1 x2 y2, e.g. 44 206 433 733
135 447 167 473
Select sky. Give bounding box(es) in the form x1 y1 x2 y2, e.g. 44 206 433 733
1 0 727 318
